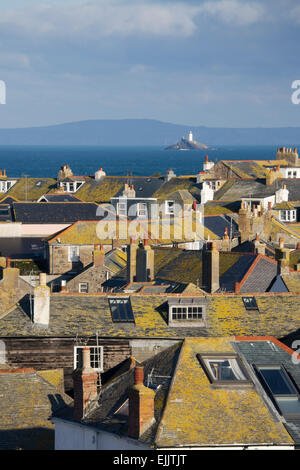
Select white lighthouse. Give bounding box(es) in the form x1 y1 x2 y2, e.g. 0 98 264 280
188 131 193 142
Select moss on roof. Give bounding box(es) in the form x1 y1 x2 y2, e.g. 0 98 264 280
4 178 56 201
153 177 198 199
155 337 292 447
76 177 125 203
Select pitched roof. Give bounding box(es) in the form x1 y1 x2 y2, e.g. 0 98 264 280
61 338 292 448
2 292 300 339
235 337 300 445
0 368 72 449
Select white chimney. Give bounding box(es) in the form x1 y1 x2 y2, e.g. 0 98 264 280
33 273 50 327
200 181 214 204
275 185 289 204
95 167 106 181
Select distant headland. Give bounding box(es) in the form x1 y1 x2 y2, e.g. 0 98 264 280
164 131 208 150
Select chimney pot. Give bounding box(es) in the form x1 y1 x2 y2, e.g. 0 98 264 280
134 366 144 385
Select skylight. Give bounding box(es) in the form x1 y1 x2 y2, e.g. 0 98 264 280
108 297 135 323
242 296 259 311
197 354 251 387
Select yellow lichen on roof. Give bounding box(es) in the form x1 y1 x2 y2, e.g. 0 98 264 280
76 177 125 203
5 178 56 201
281 274 300 292
156 337 293 447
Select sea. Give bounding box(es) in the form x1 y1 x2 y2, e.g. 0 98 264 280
0 145 294 178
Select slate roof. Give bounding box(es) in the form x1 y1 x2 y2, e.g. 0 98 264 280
1 292 300 339
39 194 82 202
113 176 165 199
0 368 72 450
235 337 300 445
0 178 56 201
204 214 239 238
215 178 300 202
0 237 45 259
57 338 293 448
238 256 278 294
13 202 101 224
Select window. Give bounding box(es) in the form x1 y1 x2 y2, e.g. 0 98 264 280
171 306 203 320
198 354 251 386
117 202 127 216
168 298 206 326
60 181 83 193
137 203 147 217
79 282 89 293
68 245 79 262
242 296 259 311
165 200 175 215
108 297 135 322
279 210 296 222
256 365 300 416
0 180 16 192
74 346 103 372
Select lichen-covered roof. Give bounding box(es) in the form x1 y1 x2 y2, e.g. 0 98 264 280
1 178 56 201
0 368 72 450
155 337 292 447
1 292 300 339
153 177 200 199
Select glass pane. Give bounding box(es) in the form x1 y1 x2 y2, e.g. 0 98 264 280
276 397 300 414
259 368 295 395
208 359 242 381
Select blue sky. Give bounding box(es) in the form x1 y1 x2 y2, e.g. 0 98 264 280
0 0 300 128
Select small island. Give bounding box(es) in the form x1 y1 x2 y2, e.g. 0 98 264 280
165 131 208 150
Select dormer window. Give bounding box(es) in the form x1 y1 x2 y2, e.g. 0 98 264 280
0 180 16 193
168 298 206 327
279 210 296 222
60 181 84 193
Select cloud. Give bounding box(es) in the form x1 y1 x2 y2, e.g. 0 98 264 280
0 0 264 42
201 0 264 26
0 52 30 69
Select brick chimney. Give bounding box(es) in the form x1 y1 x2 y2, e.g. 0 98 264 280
222 227 230 251
202 242 220 293
72 347 98 422
93 244 105 267
127 237 137 283
33 273 50 327
128 366 155 440
136 239 154 282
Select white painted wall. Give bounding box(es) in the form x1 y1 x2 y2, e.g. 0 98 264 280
54 419 149 450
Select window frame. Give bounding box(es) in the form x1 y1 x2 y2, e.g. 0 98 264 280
74 345 104 372
242 296 259 311
79 282 89 293
108 297 135 323
117 201 127 216
254 364 300 418
197 353 252 388
137 202 147 217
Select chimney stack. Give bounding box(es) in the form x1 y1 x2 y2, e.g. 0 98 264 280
136 239 154 282
128 366 155 440
275 238 290 275
72 347 99 422
33 273 50 327
61 280 67 292
253 234 265 255
238 202 251 242
93 244 105 267
127 237 137 283
202 242 220 293
2 259 20 290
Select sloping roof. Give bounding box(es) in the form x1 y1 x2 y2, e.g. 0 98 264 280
39 194 82 202
65 338 292 448
235 337 300 445
204 214 239 238
0 368 72 450
238 256 278 293
13 202 101 224
155 337 292 447
1 178 56 201
153 177 200 200
1 292 300 339
281 273 300 292
113 177 165 199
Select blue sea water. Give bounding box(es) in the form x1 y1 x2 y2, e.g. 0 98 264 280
0 145 289 178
